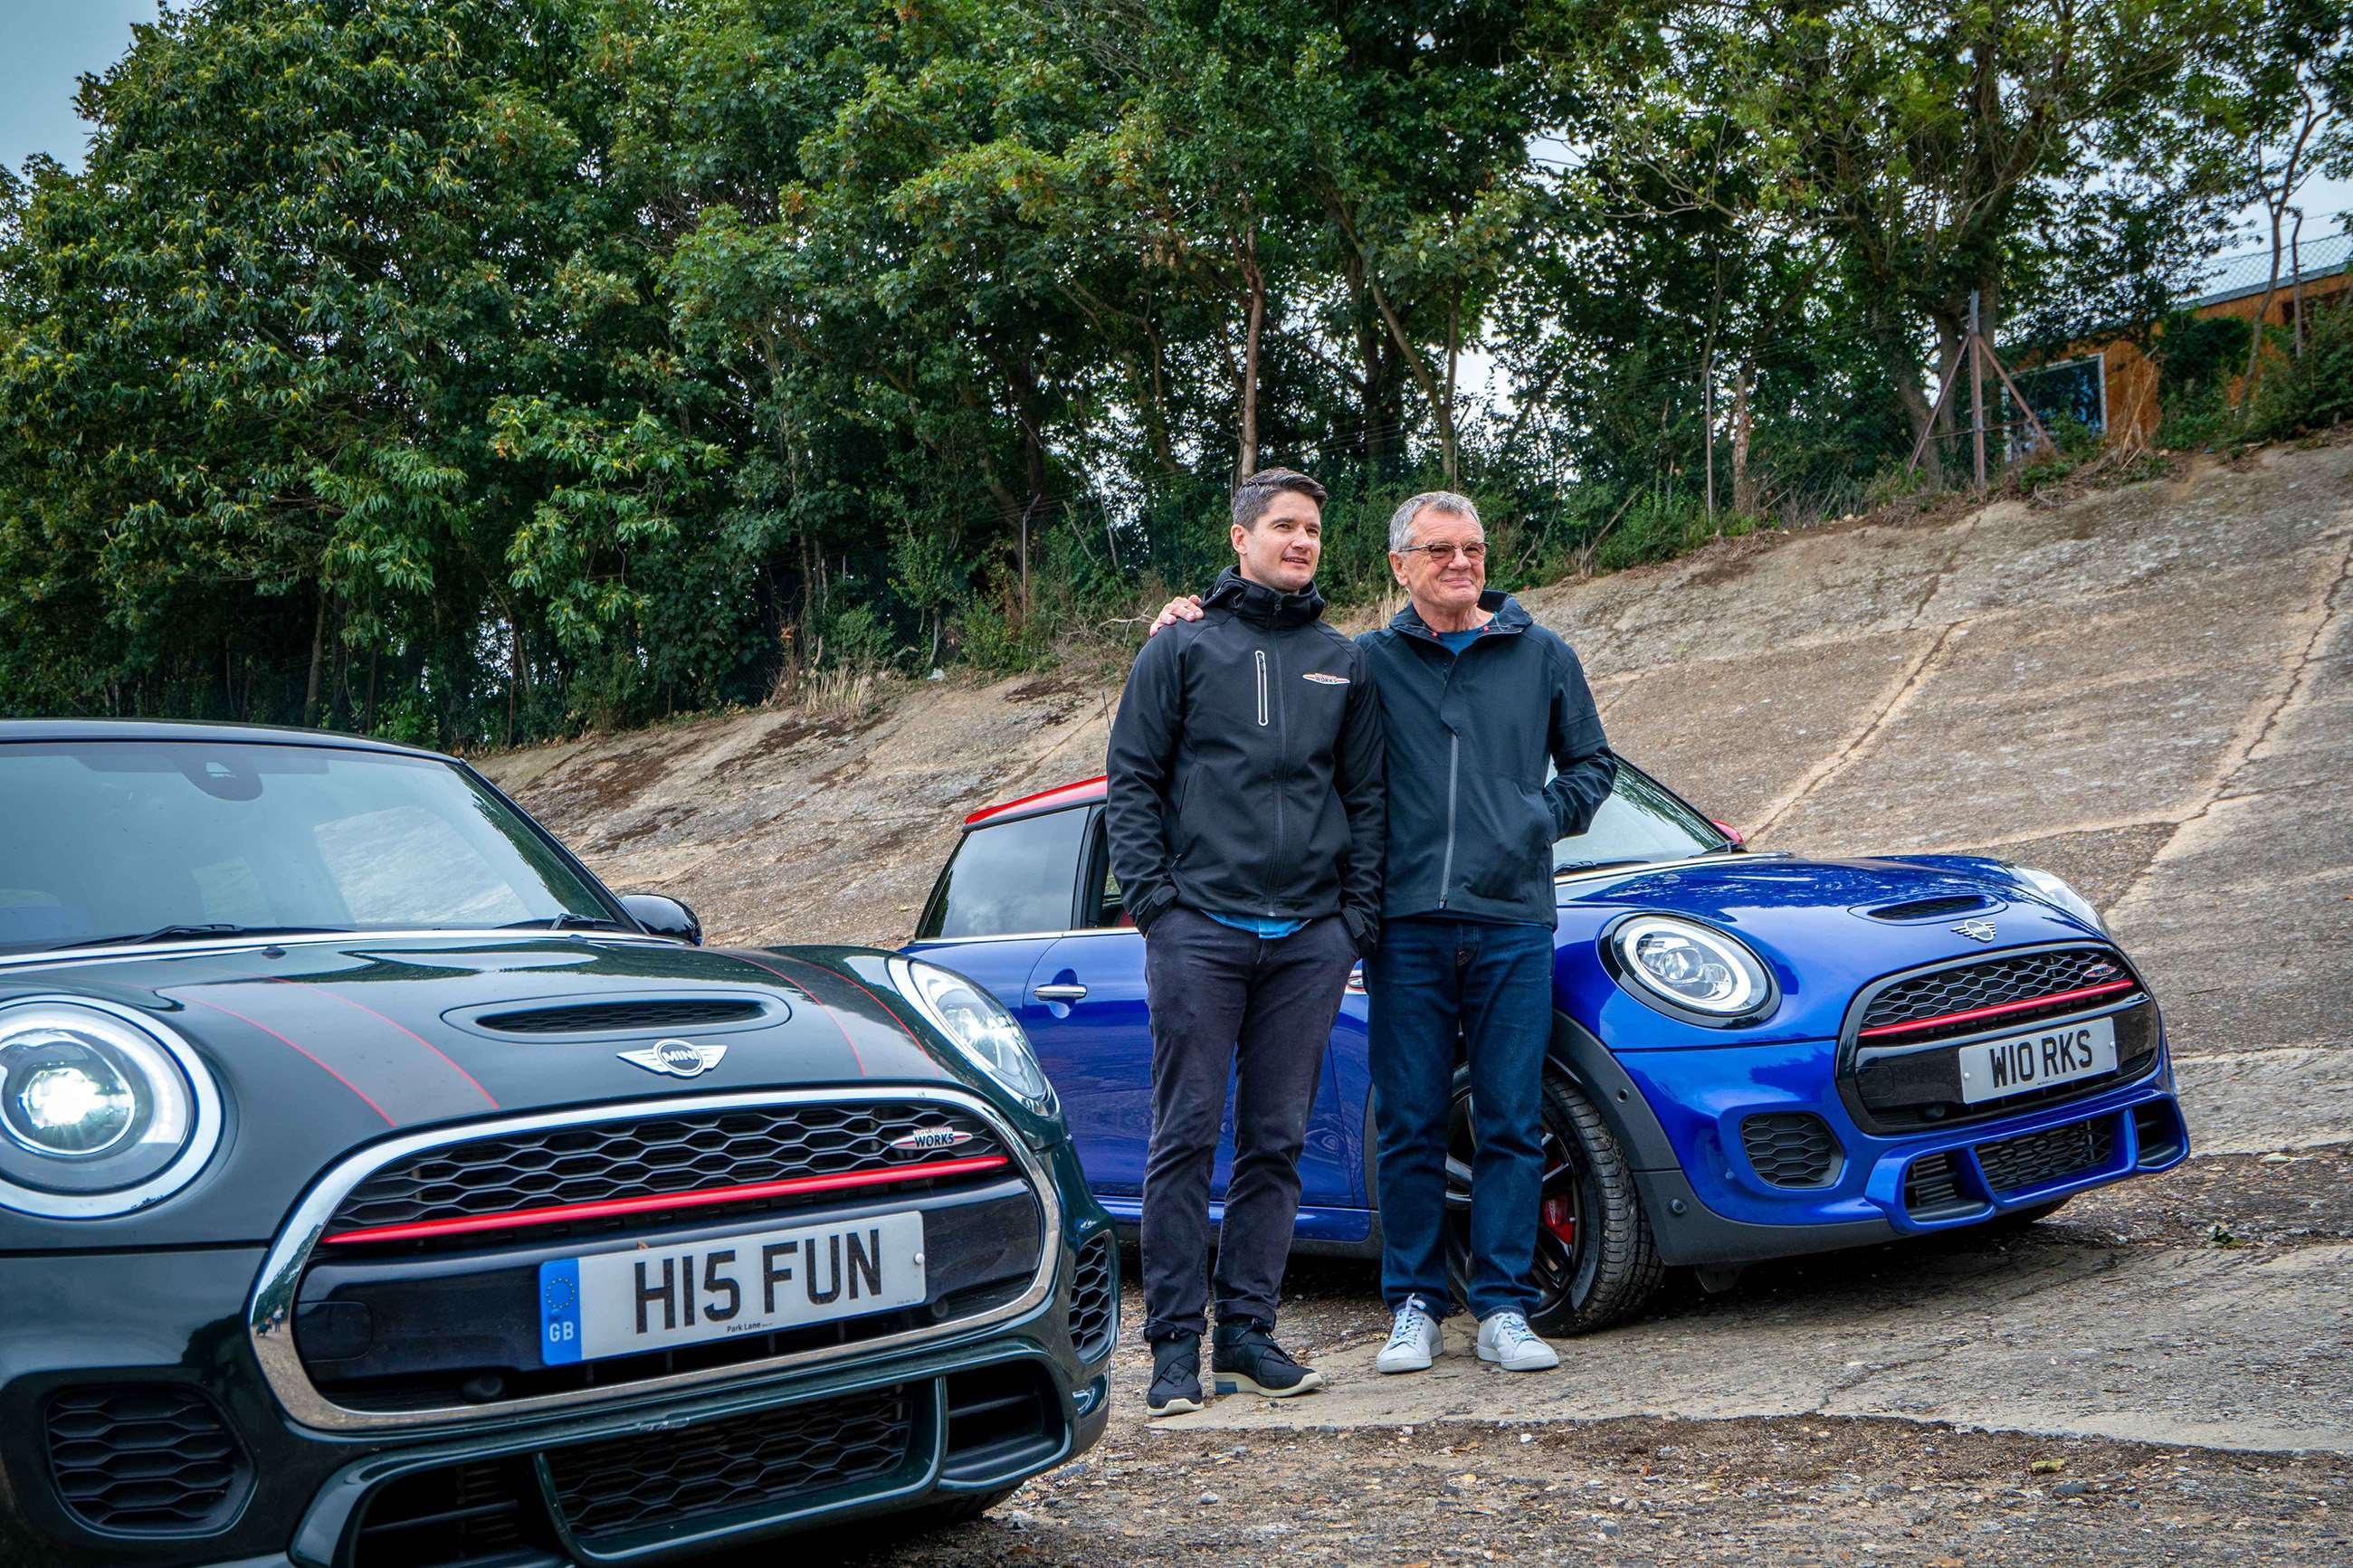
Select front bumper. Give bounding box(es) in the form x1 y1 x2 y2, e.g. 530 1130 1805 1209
0 1158 1116 1566
1606 1018 2187 1267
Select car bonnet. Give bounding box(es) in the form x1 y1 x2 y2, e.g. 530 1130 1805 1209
0 934 967 1248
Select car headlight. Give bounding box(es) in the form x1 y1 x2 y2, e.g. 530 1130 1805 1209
1605 914 1777 1025
0 1000 223 1218
2015 867 2107 934
885 957 1059 1117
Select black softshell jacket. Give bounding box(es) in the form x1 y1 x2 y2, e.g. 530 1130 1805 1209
1358 592 1616 926
1105 568 1386 948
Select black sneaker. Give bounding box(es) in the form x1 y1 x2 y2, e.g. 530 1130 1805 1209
1211 1318 1325 1398
1147 1333 1204 1417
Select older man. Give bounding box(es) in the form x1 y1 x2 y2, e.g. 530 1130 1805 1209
1153 490 1614 1373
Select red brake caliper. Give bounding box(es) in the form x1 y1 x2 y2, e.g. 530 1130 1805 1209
1542 1194 1577 1246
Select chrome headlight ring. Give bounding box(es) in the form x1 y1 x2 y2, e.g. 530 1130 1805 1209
884 956 1059 1117
0 997 223 1218
1603 913 1779 1027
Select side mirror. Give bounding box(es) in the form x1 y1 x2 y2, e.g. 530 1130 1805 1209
621 892 702 946
1710 820 1748 851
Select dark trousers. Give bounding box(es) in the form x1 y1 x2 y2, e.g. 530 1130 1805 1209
1139 908 1355 1343
1366 915 1554 1320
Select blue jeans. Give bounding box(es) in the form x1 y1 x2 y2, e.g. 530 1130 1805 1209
1366 915 1553 1320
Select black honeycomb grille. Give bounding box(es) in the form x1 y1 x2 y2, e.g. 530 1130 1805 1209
328 1101 1005 1237
1739 1113 1841 1188
1861 947 2133 1041
544 1385 912 1541
477 999 766 1033
1070 1232 1119 1363
1977 1117 2117 1193
45 1386 248 1534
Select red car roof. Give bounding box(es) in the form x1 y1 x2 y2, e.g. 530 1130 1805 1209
963 775 1107 826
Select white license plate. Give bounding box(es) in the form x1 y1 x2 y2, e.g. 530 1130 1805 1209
538 1211 926 1365
1957 1016 2118 1105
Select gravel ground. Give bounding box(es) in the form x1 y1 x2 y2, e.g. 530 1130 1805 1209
807 1160 2353 1566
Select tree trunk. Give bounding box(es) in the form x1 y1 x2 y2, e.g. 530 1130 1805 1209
1731 359 1757 516
1237 217 1264 482
302 584 329 727
1881 320 1944 488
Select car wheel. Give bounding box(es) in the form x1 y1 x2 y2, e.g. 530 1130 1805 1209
1443 1065 1666 1336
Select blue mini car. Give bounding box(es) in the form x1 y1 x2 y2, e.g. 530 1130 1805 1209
905 761 2189 1334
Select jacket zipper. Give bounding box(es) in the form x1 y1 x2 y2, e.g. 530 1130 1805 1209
1437 731 1459 908
1264 645 1281 915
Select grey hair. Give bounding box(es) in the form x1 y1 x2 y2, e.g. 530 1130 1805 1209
1387 490 1481 552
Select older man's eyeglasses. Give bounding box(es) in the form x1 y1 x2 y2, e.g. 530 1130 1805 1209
1396 541 1487 564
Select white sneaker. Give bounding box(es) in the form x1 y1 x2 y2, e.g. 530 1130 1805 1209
1475 1311 1559 1371
1376 1295 1443 1374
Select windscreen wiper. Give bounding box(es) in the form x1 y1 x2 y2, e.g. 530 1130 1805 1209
1553 858 1660 876
52 923 350 952
494 914 633 933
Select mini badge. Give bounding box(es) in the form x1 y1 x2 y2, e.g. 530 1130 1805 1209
1951 919 1999 943
617 1038 728 1078
1301 671 1349 685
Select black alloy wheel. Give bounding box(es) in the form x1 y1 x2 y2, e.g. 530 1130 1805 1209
1443 1063 1666 1335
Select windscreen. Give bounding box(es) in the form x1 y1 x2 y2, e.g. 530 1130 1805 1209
0 741 614 954
1554 764 1731 870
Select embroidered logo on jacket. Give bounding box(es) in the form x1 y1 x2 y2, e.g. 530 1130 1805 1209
1301 672 1350 685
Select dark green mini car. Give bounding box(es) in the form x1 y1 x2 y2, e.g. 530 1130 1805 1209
0 721 1116 1567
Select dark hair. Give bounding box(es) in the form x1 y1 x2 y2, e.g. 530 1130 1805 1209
1231 466 1328 530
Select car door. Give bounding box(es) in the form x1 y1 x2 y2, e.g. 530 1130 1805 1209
1034 812 1357 1210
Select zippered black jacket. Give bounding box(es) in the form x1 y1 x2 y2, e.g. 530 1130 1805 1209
1106 567 1386 948
1357 592 1615 926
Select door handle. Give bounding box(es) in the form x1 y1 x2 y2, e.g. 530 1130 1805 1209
1035 984 1090 1003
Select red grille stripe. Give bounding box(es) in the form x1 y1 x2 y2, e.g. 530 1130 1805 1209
321 1154 1011 1245
1859 978 2139 1039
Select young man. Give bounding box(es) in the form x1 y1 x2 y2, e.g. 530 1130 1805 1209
1105 466 1386 1416
1149 489 1614 1374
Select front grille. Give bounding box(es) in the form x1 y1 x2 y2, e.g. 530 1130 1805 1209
477 999 766 1033
1739 1113 1841 1187
351 1456 551 1567
1070 1232 1118 1362
1860 946 2134 1042
1864 894 1996 922
328 1101 1006 1237
1977 1116 2117 1193
45 1386 249 1535
544 1385 913 1543
1903 1152 1973 1218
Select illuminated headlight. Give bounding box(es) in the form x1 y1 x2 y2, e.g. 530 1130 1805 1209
0 1001 222 1217
886 957 1059 1117
2015 867 2107 934
1605 915 1777 1024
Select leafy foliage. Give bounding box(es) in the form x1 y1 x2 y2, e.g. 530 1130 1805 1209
0 0 2341 745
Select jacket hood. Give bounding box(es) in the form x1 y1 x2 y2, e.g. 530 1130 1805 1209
1546 852 2121 1047
1387 589 1534 639
0 934 967 1248
1205 565 1327 629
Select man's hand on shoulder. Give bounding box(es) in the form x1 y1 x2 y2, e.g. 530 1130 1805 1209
1148 594 1205 637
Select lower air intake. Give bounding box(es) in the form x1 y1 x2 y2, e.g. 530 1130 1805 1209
1070 1231 1119 1363
1740 1112 1842 1188
1977 1116 2117 1193
45 1385 249 1535
544 1385 913 1542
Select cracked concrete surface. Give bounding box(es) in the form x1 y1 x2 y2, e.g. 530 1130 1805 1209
484 439 2353 1461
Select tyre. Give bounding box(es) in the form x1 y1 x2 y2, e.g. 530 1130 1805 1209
1443 1064 1666 1335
